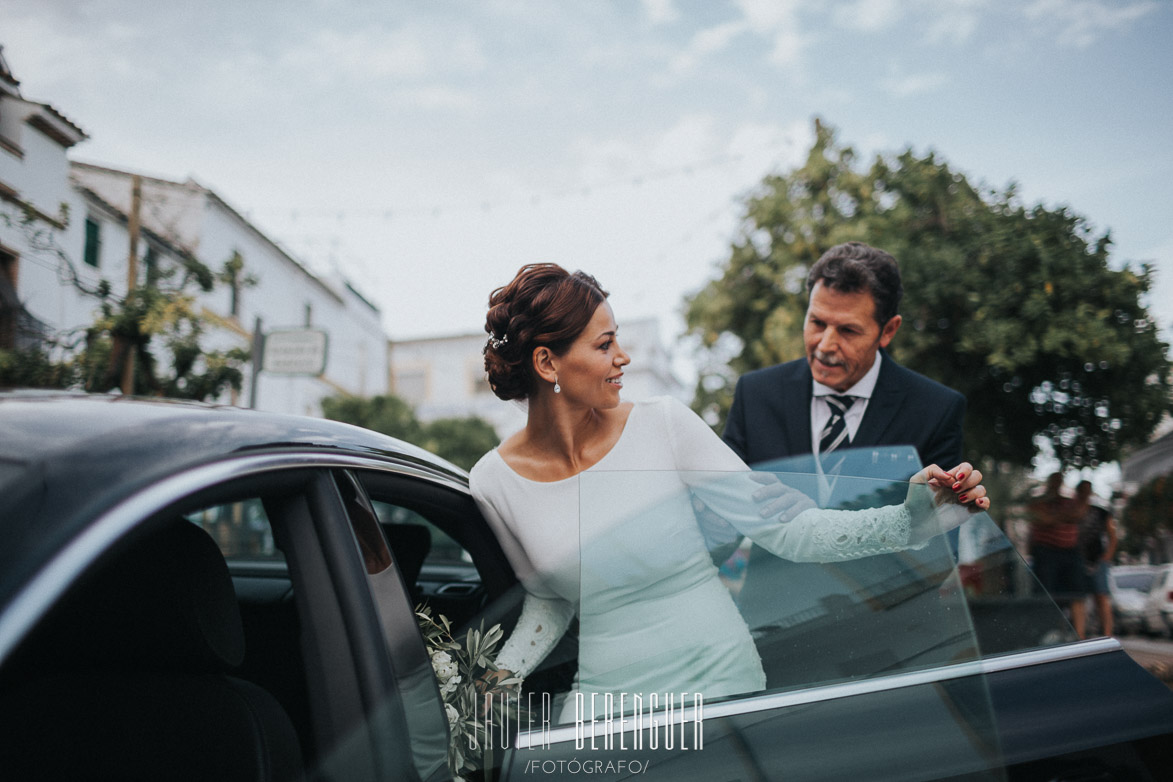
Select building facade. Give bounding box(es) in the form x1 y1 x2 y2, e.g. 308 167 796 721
1 49 388 416
389 317 688 438
0 47 87 352
70 163 388 415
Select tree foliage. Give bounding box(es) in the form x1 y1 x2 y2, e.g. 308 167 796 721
1122 472 1173 542
321 394 500 472
686 119 1172 470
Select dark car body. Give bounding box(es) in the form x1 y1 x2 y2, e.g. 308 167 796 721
1 392 1172 781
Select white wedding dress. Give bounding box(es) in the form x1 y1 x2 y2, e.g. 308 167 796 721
469 396 931 721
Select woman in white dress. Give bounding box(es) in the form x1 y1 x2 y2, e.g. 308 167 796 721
469 263 989 719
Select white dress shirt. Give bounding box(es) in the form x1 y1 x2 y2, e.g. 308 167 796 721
810 355 883 457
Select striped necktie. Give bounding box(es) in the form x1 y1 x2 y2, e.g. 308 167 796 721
819 394 856 456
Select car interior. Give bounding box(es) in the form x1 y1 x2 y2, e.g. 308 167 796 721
0 516 303 782
0 466 519 782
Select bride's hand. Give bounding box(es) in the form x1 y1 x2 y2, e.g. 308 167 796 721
477 667 518 694
477 668 521 715
913 462 990 511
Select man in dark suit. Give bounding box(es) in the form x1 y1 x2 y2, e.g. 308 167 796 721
721 242 969 657
723 241 965 473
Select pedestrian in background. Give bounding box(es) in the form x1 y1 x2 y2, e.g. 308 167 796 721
1029 472 1089 638
1076 479 1118 637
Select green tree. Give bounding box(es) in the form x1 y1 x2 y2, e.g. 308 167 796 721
686 119 1172 471
417 417 502 472
321 394 500 471
1122 473 1173 554
321 393 424 444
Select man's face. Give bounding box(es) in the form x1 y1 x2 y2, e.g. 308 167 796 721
803 281 901 392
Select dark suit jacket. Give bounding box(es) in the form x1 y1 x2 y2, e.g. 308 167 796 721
723 351 966 474
722 352 968 653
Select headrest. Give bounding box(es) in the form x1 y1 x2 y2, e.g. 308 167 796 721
44 519 246 673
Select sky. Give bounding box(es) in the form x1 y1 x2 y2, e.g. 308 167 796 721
4 0 1172 363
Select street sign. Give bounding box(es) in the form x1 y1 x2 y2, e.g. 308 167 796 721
262 329 328 375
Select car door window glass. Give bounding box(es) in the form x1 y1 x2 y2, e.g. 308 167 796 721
372 501 472 566
186 498 282 562
333 472 451 782
572 469 1075 707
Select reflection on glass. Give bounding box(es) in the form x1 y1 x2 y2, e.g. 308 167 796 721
568 469 1072 721
573 470 964 718
185 498 280 561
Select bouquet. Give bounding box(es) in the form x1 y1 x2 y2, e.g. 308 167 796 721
416 604 521 781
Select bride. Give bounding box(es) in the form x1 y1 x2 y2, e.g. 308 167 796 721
469 263 988 720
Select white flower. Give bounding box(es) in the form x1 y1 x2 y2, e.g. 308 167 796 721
445 703 459 728
439 674 462 697
431 651 458 681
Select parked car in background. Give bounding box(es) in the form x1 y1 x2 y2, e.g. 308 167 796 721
2 392 1173 781
1143 564 1173 638
1109 565 1158 635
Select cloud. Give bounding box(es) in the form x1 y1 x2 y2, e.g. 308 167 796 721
573 115 810 196
735 0 801 32
766 26 806 68
1024 0 1158 48
388 85 479 112
732 0 809 69
669 20 747 74
0 13 145 93
832 0 905 32
660 0 810 77
880 70 950 98
640 0 678 25
727 119 812 179
284 24 486 86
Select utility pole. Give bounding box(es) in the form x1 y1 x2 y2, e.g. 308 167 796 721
121 175 142 395
249 316 263 409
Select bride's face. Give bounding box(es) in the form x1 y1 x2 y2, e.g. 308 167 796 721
554 302 630 408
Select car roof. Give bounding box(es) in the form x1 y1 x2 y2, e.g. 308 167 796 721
0 391 468 604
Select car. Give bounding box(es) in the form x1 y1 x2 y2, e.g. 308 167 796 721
1143 565 1173 638
2 392 1173 782
1109 565 1158 636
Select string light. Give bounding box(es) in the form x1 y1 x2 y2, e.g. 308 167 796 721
250 153 745 223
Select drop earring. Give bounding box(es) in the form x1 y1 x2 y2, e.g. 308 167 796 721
553 375 561 394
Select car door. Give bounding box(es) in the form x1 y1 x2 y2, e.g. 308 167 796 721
0 456 453 782
357 469 516 630
490 464 1173 781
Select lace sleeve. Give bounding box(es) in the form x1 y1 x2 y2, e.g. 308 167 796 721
494 593 575 679
773 503 923 562
688 472 939 564
658 395 945 563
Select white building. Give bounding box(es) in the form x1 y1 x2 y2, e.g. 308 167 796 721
1 48 388 416
389 317 687 438
70 162 388 415
0 47 88 351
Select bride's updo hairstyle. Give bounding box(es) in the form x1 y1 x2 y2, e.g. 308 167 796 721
483 263 609 401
